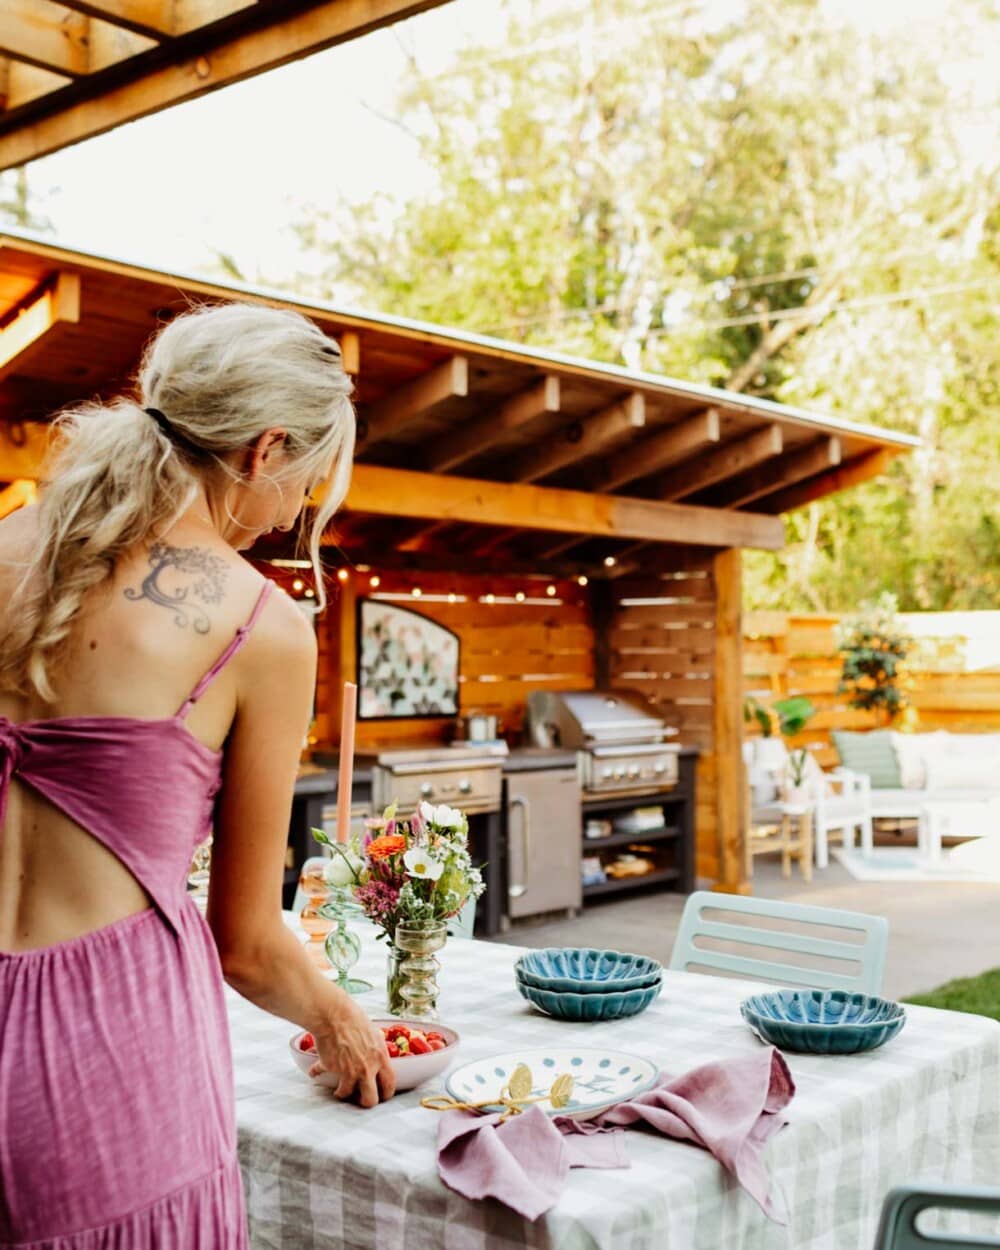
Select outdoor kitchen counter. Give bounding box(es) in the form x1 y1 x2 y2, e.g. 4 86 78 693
502 747 579 772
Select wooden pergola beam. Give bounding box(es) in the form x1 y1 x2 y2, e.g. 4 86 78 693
424 375 559 473
342 463 785 550
0 421 53 481
55 2 174 39
594 408 721 492
359 355 468 446
0 58 72 109
0 3 91 77
717 436 842 509
750 447 900 513
0 272 81 383
0 0 451 171
655 423 783 501
510 391 644 483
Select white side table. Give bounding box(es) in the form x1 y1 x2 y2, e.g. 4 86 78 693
918 799 998 865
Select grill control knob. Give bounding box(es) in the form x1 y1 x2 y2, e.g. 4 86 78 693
627 765 640 779
601 767 614 780
613 766 626 781
459 779 472 794
653 762 666 774
420 782 434 798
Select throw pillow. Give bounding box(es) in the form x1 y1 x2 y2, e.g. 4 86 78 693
831 729 902 789
890 730 949 790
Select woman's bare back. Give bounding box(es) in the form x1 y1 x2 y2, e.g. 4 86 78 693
0 505 268 953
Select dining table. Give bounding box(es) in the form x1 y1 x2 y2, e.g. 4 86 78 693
228 916 1000 1250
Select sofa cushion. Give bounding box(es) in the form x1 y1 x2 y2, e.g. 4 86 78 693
925 754 1000 791
832 729 902 789
891 730 949 790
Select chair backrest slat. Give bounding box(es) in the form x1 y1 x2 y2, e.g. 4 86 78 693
874 1184 1000 1249
669 891 888 994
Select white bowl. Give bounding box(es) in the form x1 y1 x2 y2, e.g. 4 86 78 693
289 1018 459 1093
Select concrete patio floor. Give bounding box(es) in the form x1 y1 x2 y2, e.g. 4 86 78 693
494 852 1000 1001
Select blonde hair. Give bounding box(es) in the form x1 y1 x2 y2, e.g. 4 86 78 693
1 301 355 701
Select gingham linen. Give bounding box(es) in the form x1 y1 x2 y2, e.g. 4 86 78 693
229 921 1000 1250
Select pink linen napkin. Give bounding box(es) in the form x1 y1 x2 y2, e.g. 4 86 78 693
435 1046 794 1223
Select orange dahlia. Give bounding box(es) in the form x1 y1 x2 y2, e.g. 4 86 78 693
367 833 407 862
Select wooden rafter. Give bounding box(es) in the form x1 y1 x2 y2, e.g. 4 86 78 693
749 447 900 514
715 436 842 509
339 330 360 376
340 463 785 550
654 424 783 501
359 355 468 446
510 391 644 484
0 0 452 171
0 420 53 481
0 2 157 78
593 408 721 493
424 374 559 473
0 272 80 383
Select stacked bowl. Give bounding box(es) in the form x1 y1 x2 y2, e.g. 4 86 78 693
740 988 906 1054
514 947 663 1022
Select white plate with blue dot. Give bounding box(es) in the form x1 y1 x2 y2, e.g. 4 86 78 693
444 1047 659 1121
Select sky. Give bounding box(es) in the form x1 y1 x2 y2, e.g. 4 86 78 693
6 0 977 300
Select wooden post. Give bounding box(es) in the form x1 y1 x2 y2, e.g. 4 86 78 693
711 548 750 894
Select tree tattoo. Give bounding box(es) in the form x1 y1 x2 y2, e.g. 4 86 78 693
124 543 227 633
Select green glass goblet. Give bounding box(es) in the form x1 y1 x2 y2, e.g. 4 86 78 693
320 892 372 996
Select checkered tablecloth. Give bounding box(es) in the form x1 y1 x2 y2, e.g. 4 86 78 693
229 919 1000 1250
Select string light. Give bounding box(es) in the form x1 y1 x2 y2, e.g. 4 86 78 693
447 593 458 603
304 588 315 599
412 587 423 597
577 575 589 586
484 593 496 604
337 568 350 582
515 591 526 602
369 574 381 589
292 578 304 592
604 556 617 568
546 584 557 597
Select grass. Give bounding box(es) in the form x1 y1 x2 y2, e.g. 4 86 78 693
904 968 1000 1021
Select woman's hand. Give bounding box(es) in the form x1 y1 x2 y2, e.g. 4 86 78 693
309 990 396 1107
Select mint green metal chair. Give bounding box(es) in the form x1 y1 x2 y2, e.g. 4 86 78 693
874 1184 1000 1248
669 890 888 994
446 895 477 939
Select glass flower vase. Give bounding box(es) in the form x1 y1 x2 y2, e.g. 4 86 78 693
392 920 447 1021
385 944 405 1016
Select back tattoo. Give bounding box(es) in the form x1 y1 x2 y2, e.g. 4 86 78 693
124 543 227 633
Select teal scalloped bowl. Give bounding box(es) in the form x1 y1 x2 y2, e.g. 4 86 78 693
517 977 662 1022
514 948 663 994
740 989 905 1054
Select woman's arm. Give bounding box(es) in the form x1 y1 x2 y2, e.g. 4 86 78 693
207 588 394 1107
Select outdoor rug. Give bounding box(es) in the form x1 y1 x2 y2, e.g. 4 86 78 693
833 843 1000 884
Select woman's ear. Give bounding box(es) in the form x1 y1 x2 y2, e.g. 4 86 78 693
246 428 287 479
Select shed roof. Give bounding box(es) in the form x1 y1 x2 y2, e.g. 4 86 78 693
0 230 917 572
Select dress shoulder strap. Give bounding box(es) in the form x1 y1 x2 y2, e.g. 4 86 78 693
176 580 274 720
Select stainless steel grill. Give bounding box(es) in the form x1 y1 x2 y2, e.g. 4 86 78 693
525 690 680 798
371 745 505 815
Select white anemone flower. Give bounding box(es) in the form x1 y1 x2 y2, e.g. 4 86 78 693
324 848 361 888
418 801 465 831
403 847 445 881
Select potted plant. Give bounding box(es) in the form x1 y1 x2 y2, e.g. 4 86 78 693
836 592 913 727
744 693 817 801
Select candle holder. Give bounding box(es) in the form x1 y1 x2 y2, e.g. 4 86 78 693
320 890 372 996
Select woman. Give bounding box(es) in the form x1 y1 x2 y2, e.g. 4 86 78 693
0 302 394 1247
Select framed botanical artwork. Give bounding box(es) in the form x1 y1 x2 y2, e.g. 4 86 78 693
357 598 461 719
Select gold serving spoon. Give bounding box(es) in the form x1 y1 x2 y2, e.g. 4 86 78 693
421 1064 574 1121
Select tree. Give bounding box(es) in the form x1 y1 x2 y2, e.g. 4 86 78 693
287 0 1000 611
836 592 913 726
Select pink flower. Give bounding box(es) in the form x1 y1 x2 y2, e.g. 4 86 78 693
355 880 400 928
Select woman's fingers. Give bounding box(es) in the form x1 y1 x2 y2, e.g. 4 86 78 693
357 1072 380 1109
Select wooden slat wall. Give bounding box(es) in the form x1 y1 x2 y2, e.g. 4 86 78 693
606 555 728 883
315 568 595 751
744 612 1000 766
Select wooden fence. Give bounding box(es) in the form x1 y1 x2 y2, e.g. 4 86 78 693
743 611 1000 766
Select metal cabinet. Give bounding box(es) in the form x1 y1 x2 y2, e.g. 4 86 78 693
505 768 582 920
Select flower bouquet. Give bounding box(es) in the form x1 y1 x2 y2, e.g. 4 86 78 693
312 801 485 1017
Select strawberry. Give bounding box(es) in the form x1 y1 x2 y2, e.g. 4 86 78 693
300 1032 316 1052
426 1032 445 1044
385 1040 400 1058
408 1035 432 1055
427 1039 446 1052
386 1025 411 1041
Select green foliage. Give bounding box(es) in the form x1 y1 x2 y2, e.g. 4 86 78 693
772 696 815 739
905 968 1000 1021
836 592 913 725
284 0 1000 610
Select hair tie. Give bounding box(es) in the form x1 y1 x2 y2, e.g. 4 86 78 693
144 406 172 435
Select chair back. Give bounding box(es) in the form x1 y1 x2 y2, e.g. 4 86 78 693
874 1184 1000 1249
669 890 888 994
446 895 477 939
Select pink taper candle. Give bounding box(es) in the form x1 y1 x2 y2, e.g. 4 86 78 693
336 681 357 843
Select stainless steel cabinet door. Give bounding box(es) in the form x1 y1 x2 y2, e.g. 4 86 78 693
506 769 582 919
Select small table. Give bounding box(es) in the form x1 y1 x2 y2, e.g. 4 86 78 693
918 798 1000 866
748 802 814 882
